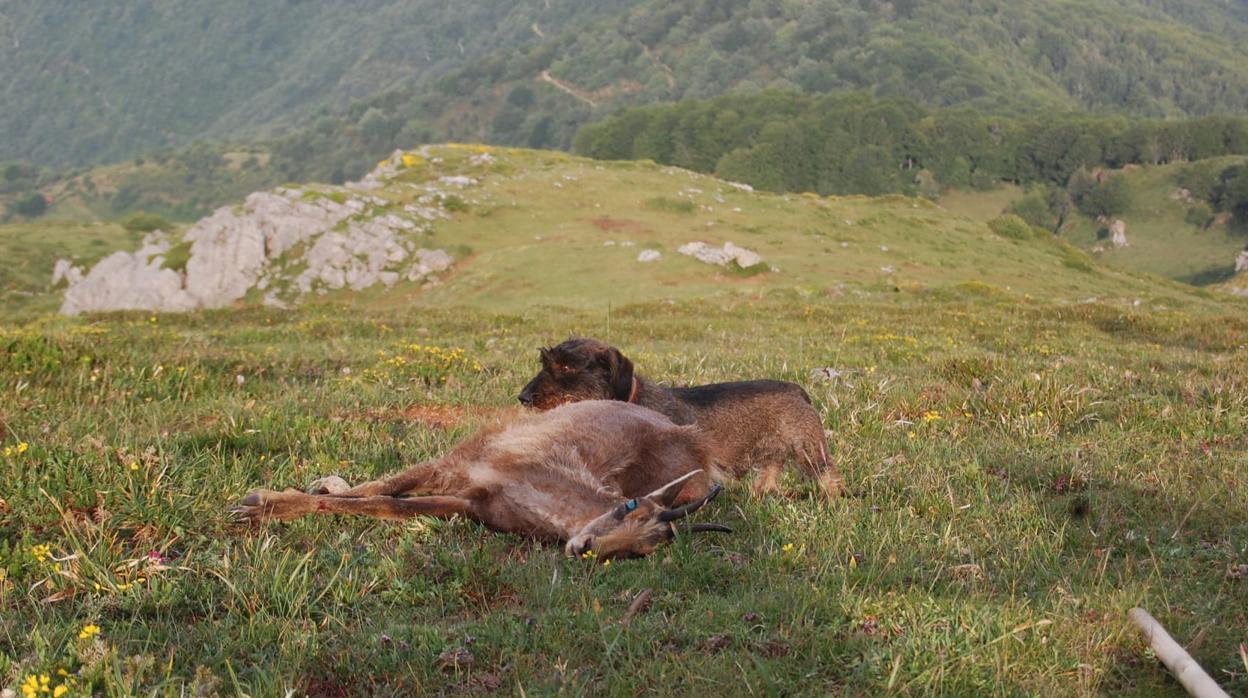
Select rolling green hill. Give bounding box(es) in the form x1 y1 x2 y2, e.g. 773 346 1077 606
4 145 1226 319
6 0 1248 169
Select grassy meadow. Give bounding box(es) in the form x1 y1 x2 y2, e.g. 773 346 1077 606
2 147 1248 695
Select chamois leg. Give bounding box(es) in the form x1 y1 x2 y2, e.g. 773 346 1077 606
232 488 473 523
305 461 443 497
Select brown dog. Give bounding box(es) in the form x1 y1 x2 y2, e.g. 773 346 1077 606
518 338 841 497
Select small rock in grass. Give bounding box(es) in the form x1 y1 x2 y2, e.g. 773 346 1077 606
437 647 474 672
809 367 845 383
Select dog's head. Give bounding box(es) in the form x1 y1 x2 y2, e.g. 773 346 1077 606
517 338 634 409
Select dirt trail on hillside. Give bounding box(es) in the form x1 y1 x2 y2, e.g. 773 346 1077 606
538 70 597 107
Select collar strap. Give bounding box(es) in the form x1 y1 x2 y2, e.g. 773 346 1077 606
627 376 640 404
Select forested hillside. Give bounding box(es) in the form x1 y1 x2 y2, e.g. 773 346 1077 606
6 0 1248 169
431 0 1248 149
0 0 634 166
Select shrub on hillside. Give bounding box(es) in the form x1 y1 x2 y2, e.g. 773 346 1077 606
441 195 470 213
1215 164 1248 218
643 196 696 214
121 211 173 233
1006 185 1070 233
1176 162 1223 202
988 214 1037 241
1185 202 1215 229
13 192 47 218
1077 176 1132 217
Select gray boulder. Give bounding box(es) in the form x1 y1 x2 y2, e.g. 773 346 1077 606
678 241 763 268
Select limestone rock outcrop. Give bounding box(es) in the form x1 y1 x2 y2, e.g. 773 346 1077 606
58 175 454 315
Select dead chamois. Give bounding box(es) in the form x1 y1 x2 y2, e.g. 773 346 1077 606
231 400 731 559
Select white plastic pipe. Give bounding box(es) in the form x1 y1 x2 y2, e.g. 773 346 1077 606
1128 607 1230 698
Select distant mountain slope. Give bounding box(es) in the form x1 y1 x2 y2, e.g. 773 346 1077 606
0 0 637 165
6 0 1248 168
430 0 1248 148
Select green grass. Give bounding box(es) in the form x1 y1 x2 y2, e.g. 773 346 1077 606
2 147 1248 695
937 185 1024 223
2 294 1247 695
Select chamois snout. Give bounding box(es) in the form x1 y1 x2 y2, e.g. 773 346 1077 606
566 474 729 561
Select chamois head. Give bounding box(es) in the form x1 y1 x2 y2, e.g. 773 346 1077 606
565 471 730 560
518 338 635 409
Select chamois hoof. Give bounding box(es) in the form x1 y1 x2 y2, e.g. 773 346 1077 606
230 490 273 523
306 475 351 495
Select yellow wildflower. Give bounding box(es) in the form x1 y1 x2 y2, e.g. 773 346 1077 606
31 543 51 563
580 549 595 560
781 543 795 554
20 674 50 698
16 441 29 454
54 686 68 697
921 411 942 423
129 462 140 471
602 559 611 567
78 623 100 639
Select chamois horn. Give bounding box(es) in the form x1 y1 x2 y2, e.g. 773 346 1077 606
657 483 722 522
685 523 733 534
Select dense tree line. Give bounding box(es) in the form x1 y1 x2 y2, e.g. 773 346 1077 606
573 91 1248 198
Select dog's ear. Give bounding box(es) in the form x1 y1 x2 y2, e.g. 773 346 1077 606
539 346 554 368
598 347 634 400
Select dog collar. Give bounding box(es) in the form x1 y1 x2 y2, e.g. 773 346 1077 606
627 377 640 404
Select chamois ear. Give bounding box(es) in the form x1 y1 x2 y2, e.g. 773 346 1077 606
599 347 634 401
644 469 703 508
